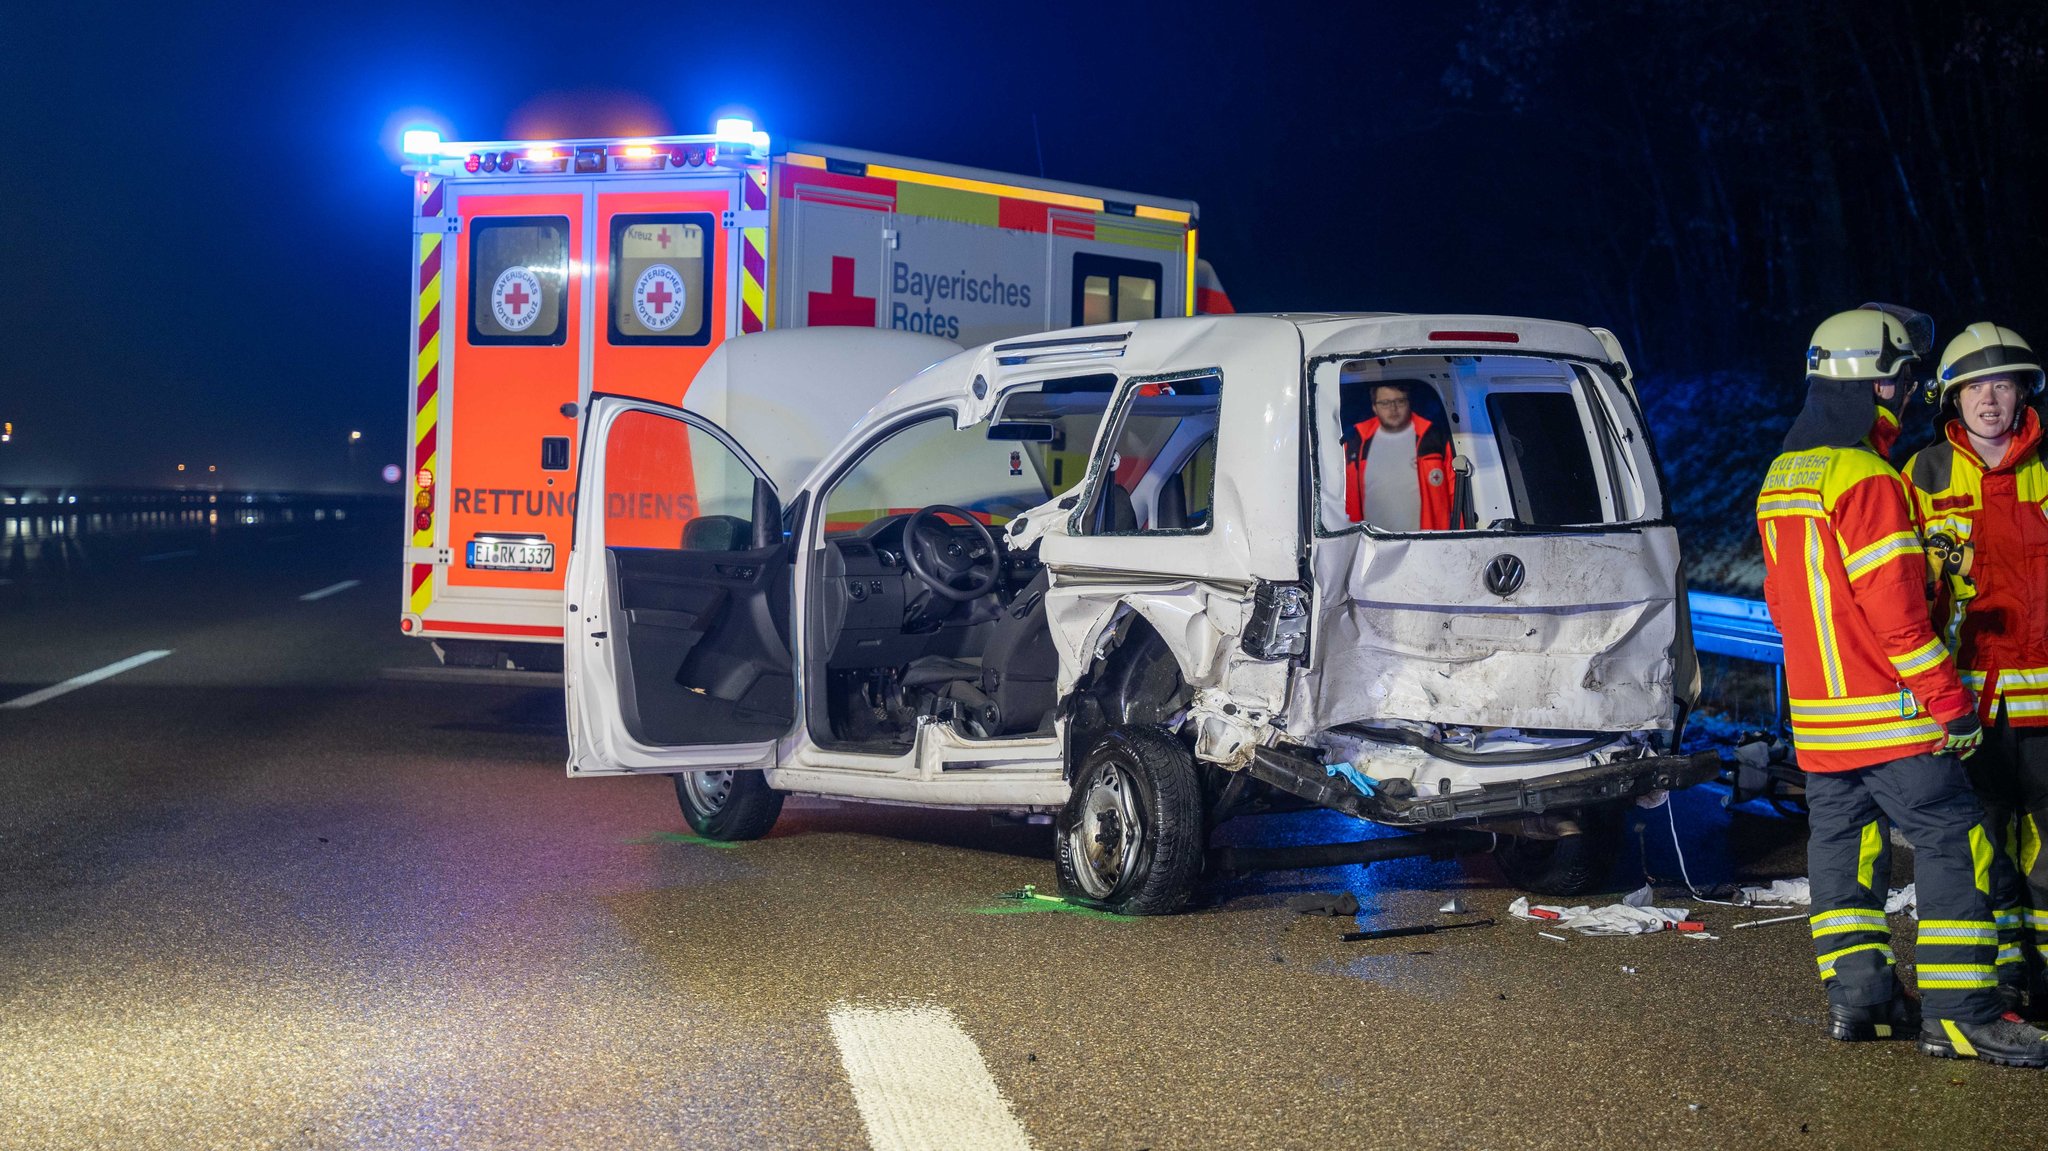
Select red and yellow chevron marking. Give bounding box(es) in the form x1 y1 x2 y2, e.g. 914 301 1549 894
409 178 445 618
740 168 768 333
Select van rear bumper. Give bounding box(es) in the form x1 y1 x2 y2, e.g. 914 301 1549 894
1246 744 1723 827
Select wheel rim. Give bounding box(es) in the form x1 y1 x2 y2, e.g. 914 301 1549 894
1067 758 1145 899
682 770 735 816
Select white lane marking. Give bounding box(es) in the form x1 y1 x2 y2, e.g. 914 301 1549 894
1 650 173 710
298 579 361 601
140 549 197 563
828 1002 1035 1151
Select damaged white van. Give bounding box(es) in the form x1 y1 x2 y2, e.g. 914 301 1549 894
563 315 1720 913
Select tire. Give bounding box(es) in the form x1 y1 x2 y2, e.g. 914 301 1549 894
1488 804 1626 897
1054 726 1206 915
674 769 784 841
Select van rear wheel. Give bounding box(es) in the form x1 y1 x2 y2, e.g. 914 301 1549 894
1054 726 1205 915
1488 805 1625 897
675 769 784 841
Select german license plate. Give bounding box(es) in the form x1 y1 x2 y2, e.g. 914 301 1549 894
466 539 554 572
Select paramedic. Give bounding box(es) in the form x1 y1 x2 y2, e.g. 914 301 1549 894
1758 308 2046 1066
1904 322 2048 1017
1343 383 1455 531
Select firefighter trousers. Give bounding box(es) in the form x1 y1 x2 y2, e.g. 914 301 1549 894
1965 713 2048 974
1806 751 2002 1024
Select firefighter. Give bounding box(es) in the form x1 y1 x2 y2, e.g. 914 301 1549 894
1904 322 2048 1017
1758 308 2048 1066
1342 382 1455 530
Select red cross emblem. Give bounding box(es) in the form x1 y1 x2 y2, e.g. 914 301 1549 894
503 281 530 315
809 256 875 327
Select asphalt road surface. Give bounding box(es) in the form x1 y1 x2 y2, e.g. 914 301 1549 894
2 502 2039 1150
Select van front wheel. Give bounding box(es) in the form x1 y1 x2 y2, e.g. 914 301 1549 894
675 769 784 841
1054 726 1205 915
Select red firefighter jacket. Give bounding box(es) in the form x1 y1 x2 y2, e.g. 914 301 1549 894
1343 414 1455 530
1905 409 2048 726
1758 425 1972 772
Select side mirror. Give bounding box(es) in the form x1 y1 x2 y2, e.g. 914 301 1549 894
750 479 781 549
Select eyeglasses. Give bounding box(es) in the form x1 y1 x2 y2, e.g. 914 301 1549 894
1372 398 1409 409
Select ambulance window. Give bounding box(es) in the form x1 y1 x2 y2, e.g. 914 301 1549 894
1078 374 1222 536
1073 254 1162 326
468 217 569 346
608 214 715 346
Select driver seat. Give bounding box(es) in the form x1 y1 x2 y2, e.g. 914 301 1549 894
899 567 1057 736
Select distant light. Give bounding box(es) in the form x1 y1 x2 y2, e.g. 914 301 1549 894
402 129 442 157
349 430 363 442
381 464 401 484
177 463 186 472
208 465 217 473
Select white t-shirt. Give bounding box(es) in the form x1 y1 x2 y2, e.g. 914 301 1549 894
1362 424 1420 531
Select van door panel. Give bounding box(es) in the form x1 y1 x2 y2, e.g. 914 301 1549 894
1290 528 1681 739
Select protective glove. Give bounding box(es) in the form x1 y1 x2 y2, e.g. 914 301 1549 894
1943 714 1984 759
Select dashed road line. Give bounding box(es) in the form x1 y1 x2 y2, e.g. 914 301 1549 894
299 579 361 601
1 650 173 710
828 1001 1035 1151
140 549 197 563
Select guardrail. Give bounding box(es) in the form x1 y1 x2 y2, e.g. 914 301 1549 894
1687 591 1782 664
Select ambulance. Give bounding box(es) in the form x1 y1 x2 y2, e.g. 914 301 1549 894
396 119 1218 668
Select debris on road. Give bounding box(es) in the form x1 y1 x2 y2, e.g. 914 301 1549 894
1509 885 1698 936
1341 918 1497 943
1731 913 1808 930
1439 897 1468 914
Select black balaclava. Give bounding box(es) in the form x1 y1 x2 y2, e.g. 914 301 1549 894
1783 377 1893 453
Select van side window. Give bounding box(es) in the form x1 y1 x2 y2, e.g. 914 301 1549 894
1072 254 1161 327
607 213 715 345
1486 392 1604 526
469 217 569 345
1079 374 1222 536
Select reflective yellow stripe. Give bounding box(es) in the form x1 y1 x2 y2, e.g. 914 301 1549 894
1788 693 1910 722
1993 908 2022 930
1918 963 1997 989
1971 825 1994 896
1843 530 1921 581
1811 908 1887 927
1941 1019 1979 1057
2022 813 2041 876
2026 909 2048 931
1806 522 1847 697
1915 924 1997 943
1889 636 1949 678
1998 944 2024 965
1788 719 1944 749
1816 942 1894 979
1857 821 1883 891
1759 495 1826 519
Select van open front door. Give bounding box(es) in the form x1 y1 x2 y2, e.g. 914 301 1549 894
564 395 796 776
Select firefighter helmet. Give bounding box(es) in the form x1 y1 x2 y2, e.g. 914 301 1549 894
1806 309 1920 382
1933 322 2043 408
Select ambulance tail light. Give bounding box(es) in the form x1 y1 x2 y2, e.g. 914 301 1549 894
464 153 481 173
613 144 664 172
517 147 567 174
414 487 433 534
574 146 606 174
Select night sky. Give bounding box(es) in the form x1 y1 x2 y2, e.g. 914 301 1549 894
5 2 2043 490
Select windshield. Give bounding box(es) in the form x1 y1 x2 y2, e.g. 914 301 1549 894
1311 353 1652 534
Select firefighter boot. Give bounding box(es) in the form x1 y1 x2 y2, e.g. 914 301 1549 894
1919 1014 2048 1067
1829 990 1920 1041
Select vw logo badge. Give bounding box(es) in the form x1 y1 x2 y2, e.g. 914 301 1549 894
1484 554 1526 597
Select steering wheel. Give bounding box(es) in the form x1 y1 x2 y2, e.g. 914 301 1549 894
902 505 1001 602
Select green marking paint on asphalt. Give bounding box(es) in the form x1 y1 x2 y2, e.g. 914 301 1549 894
971 885 1135 922
626 831 745 850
